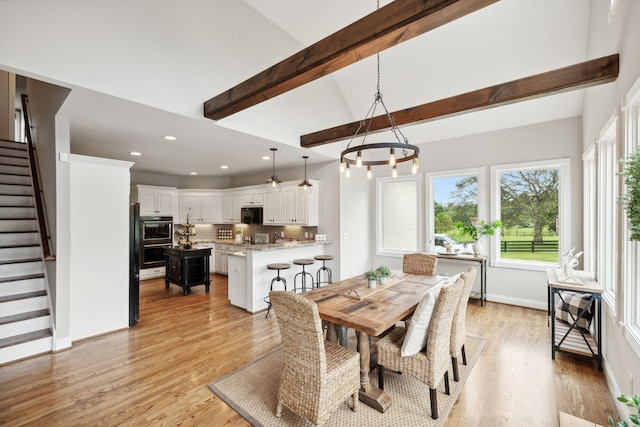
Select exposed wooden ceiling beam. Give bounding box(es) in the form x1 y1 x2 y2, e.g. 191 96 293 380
204 0 499 121
300 54 620 148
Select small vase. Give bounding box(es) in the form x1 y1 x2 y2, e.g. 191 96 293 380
379 277 388 285
472 240 483 257
235 234 243 243
368 280 377 289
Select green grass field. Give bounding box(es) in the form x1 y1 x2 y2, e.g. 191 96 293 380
443 226 559 263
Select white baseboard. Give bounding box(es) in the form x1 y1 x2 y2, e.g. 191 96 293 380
486 293 547 311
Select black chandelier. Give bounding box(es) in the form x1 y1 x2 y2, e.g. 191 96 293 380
340 53 419 179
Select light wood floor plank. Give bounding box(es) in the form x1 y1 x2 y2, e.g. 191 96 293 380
0 275 616 426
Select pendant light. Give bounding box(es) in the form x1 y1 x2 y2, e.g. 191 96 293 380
298 155 313 190
266 148 282 190
339 2 419 179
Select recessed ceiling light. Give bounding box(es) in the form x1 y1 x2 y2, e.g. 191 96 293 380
130 151 142 156
190 172 198 175
164 135 177 141
220 165 229 169
262 156 270 160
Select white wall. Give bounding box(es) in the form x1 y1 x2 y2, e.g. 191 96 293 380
69 155 133 341
582 0 640 402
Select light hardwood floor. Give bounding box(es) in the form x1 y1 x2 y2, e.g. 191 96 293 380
0 275 617 426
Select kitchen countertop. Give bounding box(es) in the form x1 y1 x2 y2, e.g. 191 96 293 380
190 239 331 251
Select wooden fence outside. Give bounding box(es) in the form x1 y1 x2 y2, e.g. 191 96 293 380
501 240 559 253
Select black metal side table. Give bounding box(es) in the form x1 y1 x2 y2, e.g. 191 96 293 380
547 268 602 371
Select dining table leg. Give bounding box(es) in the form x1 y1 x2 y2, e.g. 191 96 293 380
356 331 392 413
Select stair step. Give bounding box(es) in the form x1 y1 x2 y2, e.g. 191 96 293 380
0 273 45 284
0 275 45 298
0 218 37 232
0 156 29 167
0 206 35 219
0 231 39 246
0 183 32 196
0 174 31 186
0 290 46 303
0 291 47 317
0 246 41 262
0 164 30 176
0 259 43 277
0 309 49 326
0 310 50 339
0 140 28 151
0 194 34 207
0 328 52 350
0 331 52 365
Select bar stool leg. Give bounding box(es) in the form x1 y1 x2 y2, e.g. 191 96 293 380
316 260 333 287
265 269 287 318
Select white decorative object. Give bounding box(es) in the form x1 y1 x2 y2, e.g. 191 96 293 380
561 247 583 278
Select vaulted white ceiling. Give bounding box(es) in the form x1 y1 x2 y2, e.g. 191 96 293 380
0 0 592 177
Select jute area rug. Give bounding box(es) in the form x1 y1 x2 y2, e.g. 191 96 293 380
208 335 485 427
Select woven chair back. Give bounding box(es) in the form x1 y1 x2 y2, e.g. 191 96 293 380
450 267 476 356
403 253 438 276
269 291 327 376
424 277 465 378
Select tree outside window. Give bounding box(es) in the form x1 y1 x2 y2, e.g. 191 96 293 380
491 160 569 268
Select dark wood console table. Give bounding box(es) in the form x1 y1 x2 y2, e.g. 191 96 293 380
164 246 212 295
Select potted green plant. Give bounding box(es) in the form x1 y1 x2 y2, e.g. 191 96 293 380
376 266 392 285
608 393 640 426
455 219 502 256
620 150 640 241
364 269 380 288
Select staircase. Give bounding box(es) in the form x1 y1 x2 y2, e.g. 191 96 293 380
0 139 53 365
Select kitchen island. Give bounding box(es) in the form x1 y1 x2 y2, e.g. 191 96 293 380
164 246 212 295
224 240 330 313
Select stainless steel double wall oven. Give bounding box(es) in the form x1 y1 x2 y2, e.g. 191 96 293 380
140 216 173 268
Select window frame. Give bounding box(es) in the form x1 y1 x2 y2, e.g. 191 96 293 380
583 145 597 273
375 175 422 257
596 113 618 310
622 75 640 358
490 158 571 271
426 167 486 249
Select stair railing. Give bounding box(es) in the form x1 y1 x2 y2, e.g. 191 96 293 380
21 94 54 260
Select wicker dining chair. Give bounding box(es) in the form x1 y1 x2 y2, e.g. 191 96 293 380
450 267 476 382
376 277 464 419
269 291 360 425
403 253 438 276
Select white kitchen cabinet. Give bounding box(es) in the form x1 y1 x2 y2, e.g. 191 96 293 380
222 192 244 223
179 192 222 223
132 185 176 216
140 266 165 280
263 190 283 225
282 181 319 225
242 190 264 206
215 243 243 275
198 243 216 272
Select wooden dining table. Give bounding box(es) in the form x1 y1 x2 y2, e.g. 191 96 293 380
301 272 448 413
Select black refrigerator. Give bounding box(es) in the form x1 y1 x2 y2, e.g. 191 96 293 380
129 203 141 325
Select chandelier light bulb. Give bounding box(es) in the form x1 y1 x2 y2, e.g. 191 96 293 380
339 161 345 173
356 151 362 168
411 157 419 174
367 165 372 179
392 164 398 178
389 148 396 166
345 163 351 178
